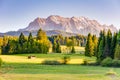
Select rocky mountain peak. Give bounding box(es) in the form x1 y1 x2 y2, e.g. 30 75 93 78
19 15 117 36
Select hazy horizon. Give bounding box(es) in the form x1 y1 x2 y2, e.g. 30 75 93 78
0 0 120 32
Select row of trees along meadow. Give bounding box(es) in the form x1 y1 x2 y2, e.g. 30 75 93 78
1 29 51 54
85 29 120 64
49 34 86 53
0 29 87 54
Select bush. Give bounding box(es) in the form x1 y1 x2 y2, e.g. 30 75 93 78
112 59 120 67
105 69 117 76
0 58 2 67
41 60 61 65
62 56 70 64
82 59 88 65
101 57 112 67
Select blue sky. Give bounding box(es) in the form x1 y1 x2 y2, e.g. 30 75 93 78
0 0 120 32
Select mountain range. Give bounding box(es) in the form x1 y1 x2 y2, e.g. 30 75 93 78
0 15 118 36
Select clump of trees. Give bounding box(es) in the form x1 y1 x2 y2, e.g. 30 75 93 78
65 37 76 53
96 30 118 63
1 29 51 54
49 34 87 47
85 33 98 57
50 34 86 53
0 29 87 54
52 39 61 53
85 29 120 66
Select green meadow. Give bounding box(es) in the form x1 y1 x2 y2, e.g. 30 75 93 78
0 52 120 80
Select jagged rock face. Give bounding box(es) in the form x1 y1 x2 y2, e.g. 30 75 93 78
19 15 117 36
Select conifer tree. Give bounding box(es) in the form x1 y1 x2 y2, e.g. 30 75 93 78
92 35 98 56
28 32 33 44
110 32 117 59
19 33 26 47
27 32 34 52
56 41 61 53
52 40 57 53
97 39 104 62
85 33 94 57
114 30 120 59
103 29 112 58
96 31 103 57
71 46 75 53
96 30 106 62
114 44 120 59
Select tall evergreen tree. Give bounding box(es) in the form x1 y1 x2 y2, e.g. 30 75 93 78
92 35 98 56
85 33 94 57
52 40 57 53
117 30 120 45
96 30 106 62
114 44 120 59
28 32 33 44
96 31 103 57
110 32 117 59
103 29 112 58
97 39 104 62
71 46 75 53
114 30 120 59
56 41 61 53
27 32 34 53
19 33 26 47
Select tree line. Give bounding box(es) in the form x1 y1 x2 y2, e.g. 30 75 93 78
1 29 50 54
85 29 120 64
0 29 87 54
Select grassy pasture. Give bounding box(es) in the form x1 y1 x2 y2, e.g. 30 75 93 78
0 74 111 80
0 53 95 64
0 46 120 80
1 63 120 80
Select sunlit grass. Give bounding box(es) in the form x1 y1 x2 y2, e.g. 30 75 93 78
0 53 95 64
0 46 112 80
0 74 110 80
1 63 120 80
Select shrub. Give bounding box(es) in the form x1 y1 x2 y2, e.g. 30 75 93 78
82 59 88 65
62 56 70 64
0 58 2 67
41 60 61 65
112 59 120 67
105 69 117 76
101 57 112 67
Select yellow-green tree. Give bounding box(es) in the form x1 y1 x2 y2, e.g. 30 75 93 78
85 33 94 57
114 44 120 59
92 35 98 56
114 31 120 59
36 29 51 53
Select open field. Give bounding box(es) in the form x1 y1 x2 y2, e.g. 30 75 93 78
1 63 120 80
0 53 95 64
0 46 119 80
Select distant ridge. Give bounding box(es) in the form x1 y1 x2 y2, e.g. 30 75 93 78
19 15 117 36
0 15 118 37
0 30 77 37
